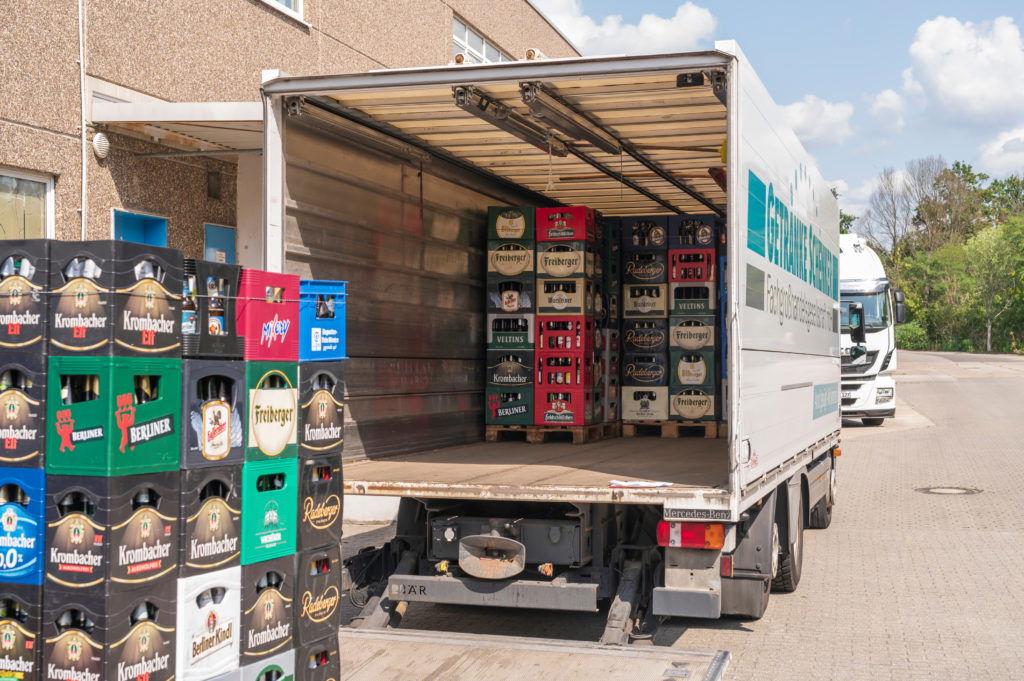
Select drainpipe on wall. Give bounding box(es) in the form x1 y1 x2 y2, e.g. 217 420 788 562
77 0 88 240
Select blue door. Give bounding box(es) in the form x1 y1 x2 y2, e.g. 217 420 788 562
113 210 168 246
204 224 237 264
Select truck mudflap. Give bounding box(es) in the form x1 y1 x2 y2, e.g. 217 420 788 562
652 587 722 619
339 627 731 681
389 573 600 612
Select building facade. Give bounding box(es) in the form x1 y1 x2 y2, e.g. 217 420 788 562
1 0 576 259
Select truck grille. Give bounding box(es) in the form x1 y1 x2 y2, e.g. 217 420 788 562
841 351 879 375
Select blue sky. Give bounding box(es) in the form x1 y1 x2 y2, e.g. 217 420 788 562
534 1 1024 216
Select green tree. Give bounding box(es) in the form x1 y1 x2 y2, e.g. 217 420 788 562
831 187 857 234
984 174 1024 223
964 223 1023 352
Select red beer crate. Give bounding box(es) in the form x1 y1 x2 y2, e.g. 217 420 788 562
236 269 300 361
536 316 594 352
536 352 594 390
536 207 597 242
668 250 716 283
534 387 594 426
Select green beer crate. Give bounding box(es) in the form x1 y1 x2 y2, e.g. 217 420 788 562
46 356 181 475
669 348 716 388
245 361 299 462
241 457 298 564
485 387 534 426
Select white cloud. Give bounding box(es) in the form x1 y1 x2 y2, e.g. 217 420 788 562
830 177 875 217
780 95 855 146
903 16 1024 124
869 89 905 133
978 126 1024 175
532 0 715 55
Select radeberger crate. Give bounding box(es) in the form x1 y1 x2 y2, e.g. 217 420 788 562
295 636 339 681
623 319 668 354
0 239 50 351
294 545 342 645
297 455 342 551
623 250 668 285
622 354 669 388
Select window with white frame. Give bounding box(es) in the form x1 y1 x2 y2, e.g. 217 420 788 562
259 0 303 23
452 16 512 64
0 168 54 240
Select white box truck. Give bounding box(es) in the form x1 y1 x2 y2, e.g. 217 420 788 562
260 41 840 666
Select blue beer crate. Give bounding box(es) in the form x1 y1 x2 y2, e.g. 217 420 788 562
0 467 44 584
299 280 347 361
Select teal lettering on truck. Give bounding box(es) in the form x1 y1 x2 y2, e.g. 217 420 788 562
746 170 839 301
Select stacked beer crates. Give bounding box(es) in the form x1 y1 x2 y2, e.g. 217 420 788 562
485 207 536 427
598 218 622 422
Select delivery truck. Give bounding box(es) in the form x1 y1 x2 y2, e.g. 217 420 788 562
259 40 840 656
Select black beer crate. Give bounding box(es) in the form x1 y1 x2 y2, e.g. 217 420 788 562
295 636 340 681
622 319 668 354
183 359 246 469
622 353 669 387
0 583 42 680
297 362 344 456
240 554 295 663
0 351 46 468
0 239 50 351
182 258 244 359
294 545 341 645
667 214 719 249
485 350 534 391
623 250 668 285
485 274 535 315
179 464 242 577
48 240 183 357
621 216 668 251
297 454 342 552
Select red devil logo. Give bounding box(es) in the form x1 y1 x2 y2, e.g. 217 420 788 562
488 394 500 419
115 393 136 452
55 409 75 452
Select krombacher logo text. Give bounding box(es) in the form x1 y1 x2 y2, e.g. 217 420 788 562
52 314 106 329
0 425 37 440
248 621 290 648
49 547 103 566
0 654 34 673
46 666 101 681
303 495 341 530
304 424 342 440
300 587 340 623
191 535 238 559
0 311 40 325
116 653 170 681
121 311 174 333
118 540 172 566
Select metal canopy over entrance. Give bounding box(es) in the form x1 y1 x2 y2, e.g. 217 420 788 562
92 101 263 156
263 52 731 217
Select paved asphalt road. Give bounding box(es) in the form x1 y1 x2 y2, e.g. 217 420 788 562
341 351 1024 680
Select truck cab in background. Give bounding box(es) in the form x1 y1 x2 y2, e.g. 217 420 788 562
839 234 906 426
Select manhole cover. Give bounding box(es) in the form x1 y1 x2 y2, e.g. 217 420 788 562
915 486 981 495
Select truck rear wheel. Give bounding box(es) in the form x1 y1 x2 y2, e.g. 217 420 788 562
771 493 803 593
862 417 885 426
808 465 835 530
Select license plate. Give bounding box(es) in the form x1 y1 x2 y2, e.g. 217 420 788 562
841 391 854 400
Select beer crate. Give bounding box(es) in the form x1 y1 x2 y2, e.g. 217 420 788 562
668 282 716 314
0 351 46 468
182 258 243 359
536 352 594 391
668 214 718 249
487 240 534 277
245 361 298 463
536 277 594 316
605 328 621 354
237 269 300 362
485 388 534 426
536 316 594 352
45 356 182 476
623 319 668 354
621 386 670 421
297 454 342 551
0 238 50 351
48 240 183 357
179 465 242 577
719 254 729 380
622 284 667 318
485 274 535 315
240 554 295 662
297 362 345 456
295 637 340 681
486 313 535 349
241 648 294 681
536 241 598 279
534 388 594 426
668 315 717 351
44 471 180 590
183 359 246 469
669 349 716 387
623 250 668 285
622 354 669 387
176 566 241 681
621 215 668 251
668 249 716 282
240 458 298 564
669 386 719 422
294 545 342 645
298 279 347 361
42 580 176 681
536 206 596 242
0 583 41 679
0 468 44 584
485 350 534 392
488 206 535 241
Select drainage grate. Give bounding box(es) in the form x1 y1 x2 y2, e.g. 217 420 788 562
915 486 981 495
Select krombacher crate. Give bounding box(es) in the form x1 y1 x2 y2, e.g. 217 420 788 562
45 356 181 475
0 468 44 585
669 349 716 387
241 458 298 564
488 206 535 241
241 648 294 681
0 239 50 352
44 471 180 590
485 388 534 426
669 387 719 422
485 313 535 349
295 637 340 681
240 555 295 662
175 566 241 681
48 240 183 357
0 352 46 468
183 359 246 469
245 362 298 462
485 350 534 392
487 240 534 277
536 241 597 279
297 456 342 551
0 583 41 681
182 258 244 359
180 465 242 577
668 315 717 350
297 362 344 456
42 580 176 681
294 545 341 645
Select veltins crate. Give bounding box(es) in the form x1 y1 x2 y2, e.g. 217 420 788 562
298 362 345 455
488 206 535 240
669 282 716 314
241 554 295 662
621 216 668 250
45 356 181 476
241 648 294 681
0 583 41 679
487 240 534 277
0 351 46 468
183 359 246 469
295 636 340 681
245 362 298 462
669 316 716 350
241 458 298 564
0 468 44 585
295 545 342 645
299 279 347 361
668 214 718 249
179 465 242 577
42 579 176 681
44 471 180 590
176 566 241 681
485 388 534 426
0 239 50 351
237 269 300 362
536 206 596 242
623 319 668 354
486 313 535 349
182 258 244 359
670 387 719 422
49 240 183 357
534 388 593 426
669 349 716 387
298 455 342 552
622 386 669 421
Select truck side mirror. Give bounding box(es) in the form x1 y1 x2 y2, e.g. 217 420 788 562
848 302 866 343
893 290 905 304
895 302 906 325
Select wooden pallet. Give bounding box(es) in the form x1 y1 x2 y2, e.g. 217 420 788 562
622 420 720 439
485 422 621 445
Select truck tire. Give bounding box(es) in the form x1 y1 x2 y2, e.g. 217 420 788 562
808 464 835 530
862 417 885 426
771 494 803 593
